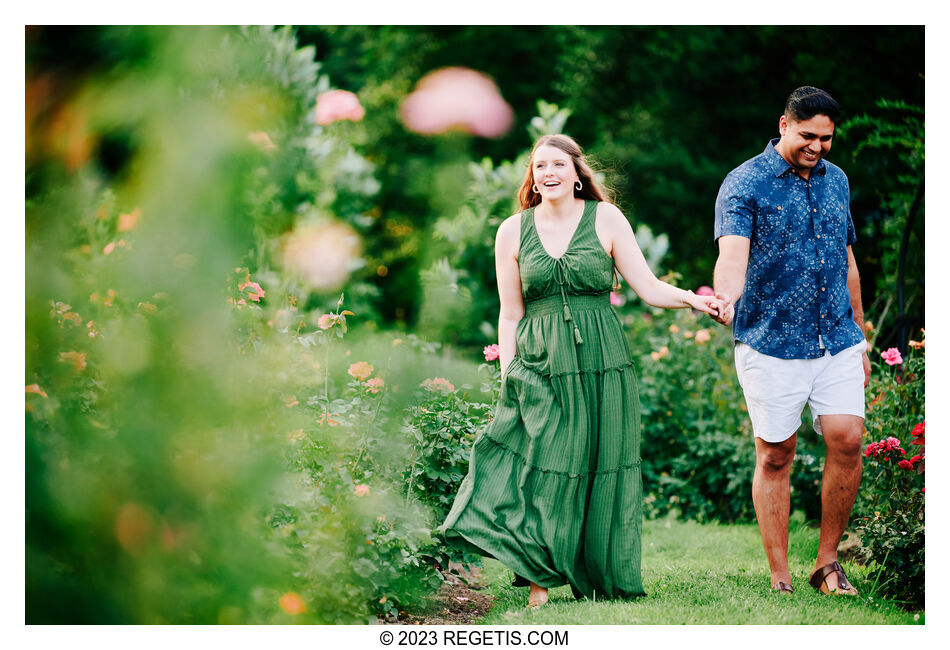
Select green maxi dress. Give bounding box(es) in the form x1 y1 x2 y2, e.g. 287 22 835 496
440 200 645 600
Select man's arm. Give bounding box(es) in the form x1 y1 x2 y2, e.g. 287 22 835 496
847 245 871 387
711 235 750 326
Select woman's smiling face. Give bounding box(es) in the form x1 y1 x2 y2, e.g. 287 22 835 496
532 144 579 200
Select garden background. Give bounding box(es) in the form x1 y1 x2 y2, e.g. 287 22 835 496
25 25 925 624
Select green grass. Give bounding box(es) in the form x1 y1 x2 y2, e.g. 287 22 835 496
474 515 923 625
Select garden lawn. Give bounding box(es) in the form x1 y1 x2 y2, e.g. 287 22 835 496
473 515 923 625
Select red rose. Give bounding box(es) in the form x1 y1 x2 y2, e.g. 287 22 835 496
898 460 913 470
911 421 925 438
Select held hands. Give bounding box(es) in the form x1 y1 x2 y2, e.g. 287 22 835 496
684 290 727 318
707 292 735 326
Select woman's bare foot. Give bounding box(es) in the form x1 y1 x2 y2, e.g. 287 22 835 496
527 582 548 608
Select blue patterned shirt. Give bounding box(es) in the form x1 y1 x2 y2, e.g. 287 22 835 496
714 138 864 359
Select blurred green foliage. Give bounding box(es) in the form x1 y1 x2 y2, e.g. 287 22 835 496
26 25 925 623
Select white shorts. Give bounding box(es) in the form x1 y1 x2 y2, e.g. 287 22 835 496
734 340 866 443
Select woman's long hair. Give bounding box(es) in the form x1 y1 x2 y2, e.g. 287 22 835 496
517 134 613 210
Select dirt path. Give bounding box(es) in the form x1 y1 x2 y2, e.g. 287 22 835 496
386 565 494 625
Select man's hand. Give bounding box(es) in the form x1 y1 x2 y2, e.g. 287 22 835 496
862 350 871 387
709 292 735 326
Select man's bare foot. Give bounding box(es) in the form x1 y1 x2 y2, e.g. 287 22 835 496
527 583 548 608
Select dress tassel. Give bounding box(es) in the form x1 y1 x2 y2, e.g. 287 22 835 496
574 326 584 345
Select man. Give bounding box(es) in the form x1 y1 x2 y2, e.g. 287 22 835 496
711 86 871 596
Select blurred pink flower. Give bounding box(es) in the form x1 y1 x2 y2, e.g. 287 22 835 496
610 291 623 306
103 241 116 255
422 377 455 392
881 347 903 366
354 484 370 497
239 280 265 302
317 314 336 330
400 67 514 138
315 89 365 125
348 362 374 381
694 329 712 344
25 384 48 398
117 207 141 233
282 220 360 292
365 377 385 394
247 131 277 152
483 344 500 362
696 286 714 296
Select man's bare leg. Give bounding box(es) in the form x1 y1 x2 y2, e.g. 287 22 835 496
752 433 797 588
812 414 863 593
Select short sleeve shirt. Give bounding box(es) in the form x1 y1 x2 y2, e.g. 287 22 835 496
714 138 864 359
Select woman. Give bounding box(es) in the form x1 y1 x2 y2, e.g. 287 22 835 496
439 135 722 607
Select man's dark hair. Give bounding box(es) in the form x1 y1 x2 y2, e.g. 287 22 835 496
784 86 841 124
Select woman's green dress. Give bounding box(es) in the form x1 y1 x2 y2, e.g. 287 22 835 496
440 200 645 599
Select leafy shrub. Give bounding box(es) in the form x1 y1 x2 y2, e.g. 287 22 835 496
854 338 925 606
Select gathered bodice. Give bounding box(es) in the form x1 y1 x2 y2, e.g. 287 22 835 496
518 200 615 303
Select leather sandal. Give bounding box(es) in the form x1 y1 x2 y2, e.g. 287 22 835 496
809 561 859 596
772 581 794 594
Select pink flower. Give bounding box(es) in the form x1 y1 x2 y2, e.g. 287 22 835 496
247 131 277 152
317 314 336 330
885 437 902 449
696 286 714 296
610 291 623 306
483 344 500 362
282 220 360 292
239 280 265 302
898 460 913 471
400 67 514 138
348 362 374 381
694 329 712 345
25 384 48 398
881 347 903 366
421 377 455 392
354 484 370 497
117 207 141 232
365 377 384 394
315 89 365 125
103 241 116 255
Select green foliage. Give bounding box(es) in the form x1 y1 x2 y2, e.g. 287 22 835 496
622 304 826 523
854 344 925 606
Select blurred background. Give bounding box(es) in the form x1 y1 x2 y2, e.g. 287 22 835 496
25 25 924 623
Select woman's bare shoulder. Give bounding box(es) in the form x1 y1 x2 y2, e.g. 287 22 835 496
496 212 522 241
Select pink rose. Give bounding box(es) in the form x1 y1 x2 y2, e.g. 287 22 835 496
315 90 365 125
694 329 712 344
421 377 455 392
610 291 623 306
348 362 374 381
696 286 714 296
881 347 903 366
885 436 902 449
483 344 500 362
354 484 370 497
239 280 265 302
365 377 384 394
400 67 513 138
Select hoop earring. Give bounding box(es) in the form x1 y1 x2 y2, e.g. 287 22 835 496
575 180 583 191
532 184 540 194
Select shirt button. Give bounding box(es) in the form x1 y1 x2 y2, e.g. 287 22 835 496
813 208 818 213
816 234 821 239
777 206 782 211
821 287 826 292
821 259 825 264
821 314 825 319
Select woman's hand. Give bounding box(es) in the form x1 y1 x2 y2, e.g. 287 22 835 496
684 291 725 317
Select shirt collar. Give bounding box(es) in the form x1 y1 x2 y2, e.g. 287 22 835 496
765 137 826 178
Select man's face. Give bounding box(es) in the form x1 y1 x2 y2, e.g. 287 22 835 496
776 114 835 173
